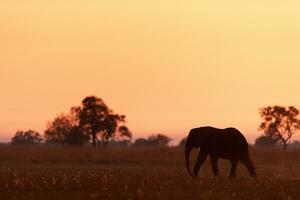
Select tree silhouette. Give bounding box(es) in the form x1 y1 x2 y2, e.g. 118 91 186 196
259 105 300 150
148 134 171 147
11 130 43 145
254 135 277 147
72 96 127 147
117 126 132 139
107 139 131 148
134 134 171 147
44 113 76 145
64 126 89 146
134 138 149 146
45 113 89 146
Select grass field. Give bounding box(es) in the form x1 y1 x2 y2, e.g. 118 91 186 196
0 146 300 199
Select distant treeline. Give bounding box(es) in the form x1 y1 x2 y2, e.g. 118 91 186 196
10 130 177 148
11 95 131 147
7 97 300 150
8 95 179 148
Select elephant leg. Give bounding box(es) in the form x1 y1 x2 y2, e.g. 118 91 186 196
210 155 219 178
193 151 208 177
241 157 256 177
229 160 237 177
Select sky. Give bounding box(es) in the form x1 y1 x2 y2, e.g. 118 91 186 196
1 0 300 144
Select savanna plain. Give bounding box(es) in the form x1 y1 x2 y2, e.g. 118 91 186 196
0 146 299 200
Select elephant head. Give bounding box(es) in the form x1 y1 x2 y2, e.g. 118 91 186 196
185 131 207 177
185 133 197 177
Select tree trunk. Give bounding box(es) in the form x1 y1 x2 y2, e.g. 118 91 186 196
283 142 287 150
92 132 96 147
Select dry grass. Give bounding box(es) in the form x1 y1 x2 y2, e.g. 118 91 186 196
0 145 300 166
0 145 184 165
0 146 300 199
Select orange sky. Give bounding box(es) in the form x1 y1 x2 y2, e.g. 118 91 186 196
1 0 300 143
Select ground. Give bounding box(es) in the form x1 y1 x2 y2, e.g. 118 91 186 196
1 163 300 200
0 146 300 200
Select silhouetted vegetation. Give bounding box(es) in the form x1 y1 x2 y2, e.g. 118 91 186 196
11 130 43 145
288 140 300 149
23 95 133 148
259 105 300 149
64 126 90 146
117 126 132 140
134 138 148 146
106 139 131 148
44 113 77 145
71 96 130 147
134 134 171 147
254 135 277 147
5 100 300 199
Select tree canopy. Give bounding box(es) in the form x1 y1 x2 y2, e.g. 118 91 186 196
44 113 89 146
259 105 300 149
37 96 132 147
11 130 43 145
71 96 130 147
44 113 76 145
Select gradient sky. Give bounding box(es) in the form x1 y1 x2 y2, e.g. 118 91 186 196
1 0 300 143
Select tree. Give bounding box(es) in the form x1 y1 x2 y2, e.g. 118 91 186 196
148 134 172 147
134 138 149 146
134 134 172 147
44 113 76 145
64 126 89 146
107 139 131 148
45 113 90 146
117 126 132 139
259 105 300 150
254 135 277 147
72 96 128 147
11 130 43 145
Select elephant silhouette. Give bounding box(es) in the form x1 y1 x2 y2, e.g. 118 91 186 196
185 126 256 178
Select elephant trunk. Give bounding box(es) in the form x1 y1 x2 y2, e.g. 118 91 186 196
185 146 193 176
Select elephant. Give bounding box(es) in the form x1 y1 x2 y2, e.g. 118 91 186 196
185 126 256 178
